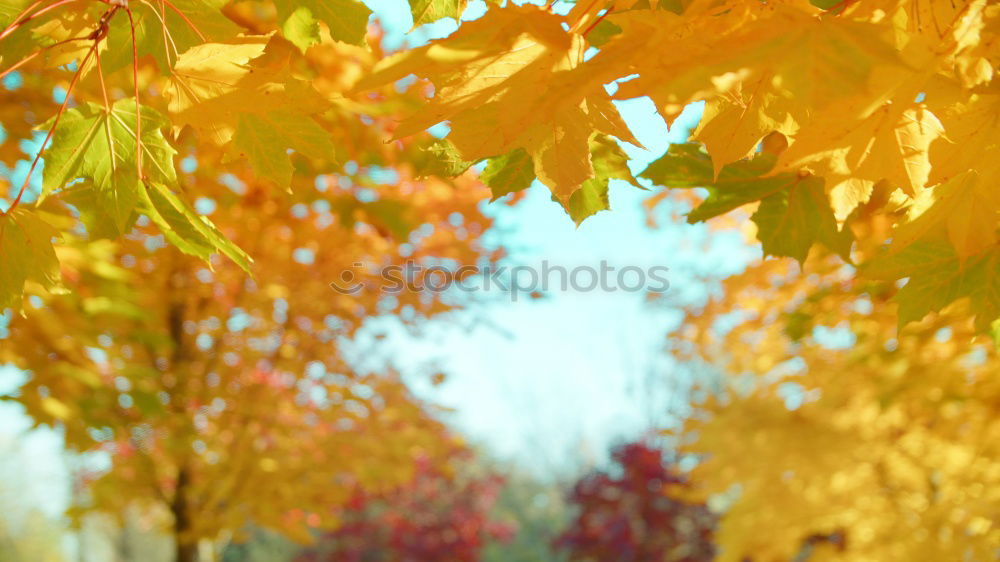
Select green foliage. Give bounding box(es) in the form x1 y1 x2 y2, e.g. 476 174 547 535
274 0 372 46
481 149 535 201
233 112 336 187
408 0 468 28
42 99 176 234
566 134 641 224
0 210 62 309
137 182 252 273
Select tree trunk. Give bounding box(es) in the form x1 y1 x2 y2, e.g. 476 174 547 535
175 541 198 562
172 466 198 562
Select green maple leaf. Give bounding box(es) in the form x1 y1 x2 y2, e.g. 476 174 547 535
0 209 62 309
481 149 534 201
566 134 642 224
415 139 473 179
101 0 240 74
863 241 1000 331
42 99 177 236
281 7 323 53
408 0 467 28
138 182 252 273
641 143 782 221
61 184 139 240
750 175 853 263
233 111 336 187
641 142 851 262
274 0 372 46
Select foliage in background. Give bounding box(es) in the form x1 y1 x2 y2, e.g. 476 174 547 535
295 445 513 562
669 242 1000 560
0 510 67 562
555 441 716 562
481 463 570 562
0 2 501 560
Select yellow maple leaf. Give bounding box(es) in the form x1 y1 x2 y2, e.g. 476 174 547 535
889 168 1000 259
693 72 798 178
776 100 944 219
164 37 270 139
928 85 1000 186
356 5 635 201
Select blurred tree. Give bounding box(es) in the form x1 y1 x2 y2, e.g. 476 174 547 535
221 527 298 562
0 8 503 562
0 509 67 562
481 465 570 562
555 441 716 562
294 445 514 562
668 217 1000 559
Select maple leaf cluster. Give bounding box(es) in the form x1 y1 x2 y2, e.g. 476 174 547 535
2 1 999 337
358 0 1000 334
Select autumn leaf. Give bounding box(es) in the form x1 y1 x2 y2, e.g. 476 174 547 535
0 1 30 30
642 143 850 261
163 39 334 184
750 174 853 264
101 0 242 74
138 182 252 273
889 169 1000 260
61 183 139 240
481 149 534 201
566 134 641 224
863 240 1000 330
41 99 176 235
233 111 337 187
414 139 473 179
356 5 634 202
408 0 467 28
0 209 62 308
640 144 781 221
927 86 1000 187
164 38 270 118
273 0 372 46
692 73 797 178
281 7 323 53
776 102 944 215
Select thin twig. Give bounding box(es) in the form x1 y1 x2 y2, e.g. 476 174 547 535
0 0 80 42
581 3 615 37
0 35 91 81
126 6 143 179
2 4 120 216
158 0 206 42
0 0 47 41
2 42 98 216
